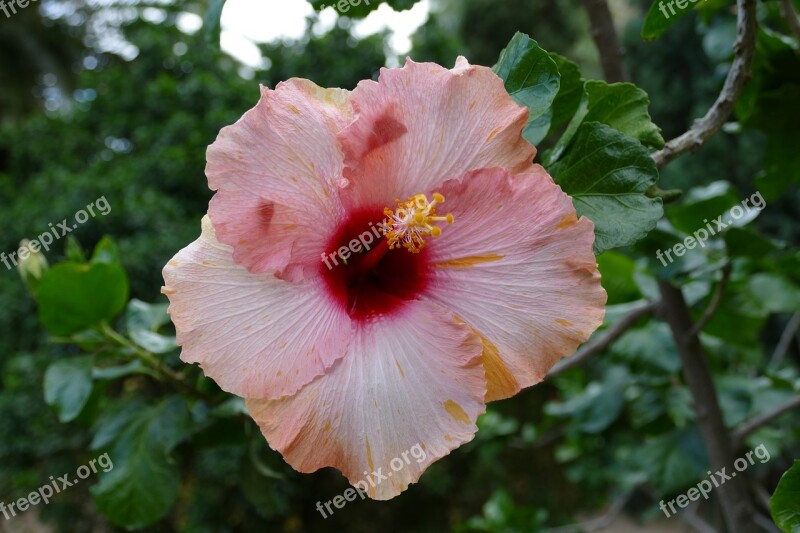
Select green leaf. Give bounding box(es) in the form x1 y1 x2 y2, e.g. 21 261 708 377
64 235 86 263
548 54 584 133
204 0 226 45
91 397 193 529
92 360 156 381
638 427 708 493
667 180 740 234
126 299 170 333
582 81 664 148
493 33 560 144
548 122 663 253
44 356 94 423
771 461 800 533
747 274 800 314
546 367 628 433
597 251 641 305
91 236 121 265
36 262 129 336
309 0 419 18
130 330 178 354
641 0 711 41
126 299 176 353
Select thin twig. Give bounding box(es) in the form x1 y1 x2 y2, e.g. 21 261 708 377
583 0 629 82
651 0 757 168
544 493 632 532
732 395 800 446
689 262 732 337
100 323 214 403
770 312 800 367
548 302 658 377
779 0 800 41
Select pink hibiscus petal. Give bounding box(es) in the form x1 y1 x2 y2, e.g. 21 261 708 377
162 216 351 400
206 79 352 280
338 57 536 208
247 300 486 500
425 166 607 401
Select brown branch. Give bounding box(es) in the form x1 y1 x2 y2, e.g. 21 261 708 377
583 0 629 82
689 262 732 337
651 0 757 168
779 0 800 41
658 281 756 533
548 301 658 377
732 395 800 446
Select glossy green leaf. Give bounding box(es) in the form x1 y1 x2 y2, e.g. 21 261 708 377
44 356 94 423
548 53 584 133
91 397 193 529
548 122 663 254
494 33 560 144
771 461 800 533
36 262 129 336
583 81 664 148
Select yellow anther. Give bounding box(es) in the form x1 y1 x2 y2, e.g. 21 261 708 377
380 192 454 253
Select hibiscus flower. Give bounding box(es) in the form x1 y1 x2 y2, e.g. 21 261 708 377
162 57 606 500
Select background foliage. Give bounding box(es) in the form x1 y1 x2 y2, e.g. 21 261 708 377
0 0 799 531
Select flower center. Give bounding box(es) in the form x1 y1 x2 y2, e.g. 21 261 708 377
382 193 454 253
319 192 453 322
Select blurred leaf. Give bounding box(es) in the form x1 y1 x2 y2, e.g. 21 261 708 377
64 235 86 263
126 299 170 333
639 427 707 493
666 181 739 235
747 274 800 314
44 356 94 423
641 0 714 41
130 329 177 354
771 461 800 533
36 262 129 336
90 397 193 529
597 251 640 305
546 367 628 433
91 236 121 265
92 360 155 380
548 122 663 253
204 0 226 45
309 0 420 18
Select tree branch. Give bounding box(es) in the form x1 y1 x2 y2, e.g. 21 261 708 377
583 0 629 82
689 262 732 337
548 301 658 377
779 0 800 41
732 395 800 446
658 281 756 533
770 312 800 367
651 0 757 168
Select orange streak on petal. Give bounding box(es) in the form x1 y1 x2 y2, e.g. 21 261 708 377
435 254 504 269
474 330 519 402
556 213 578 230
443 400 471 425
